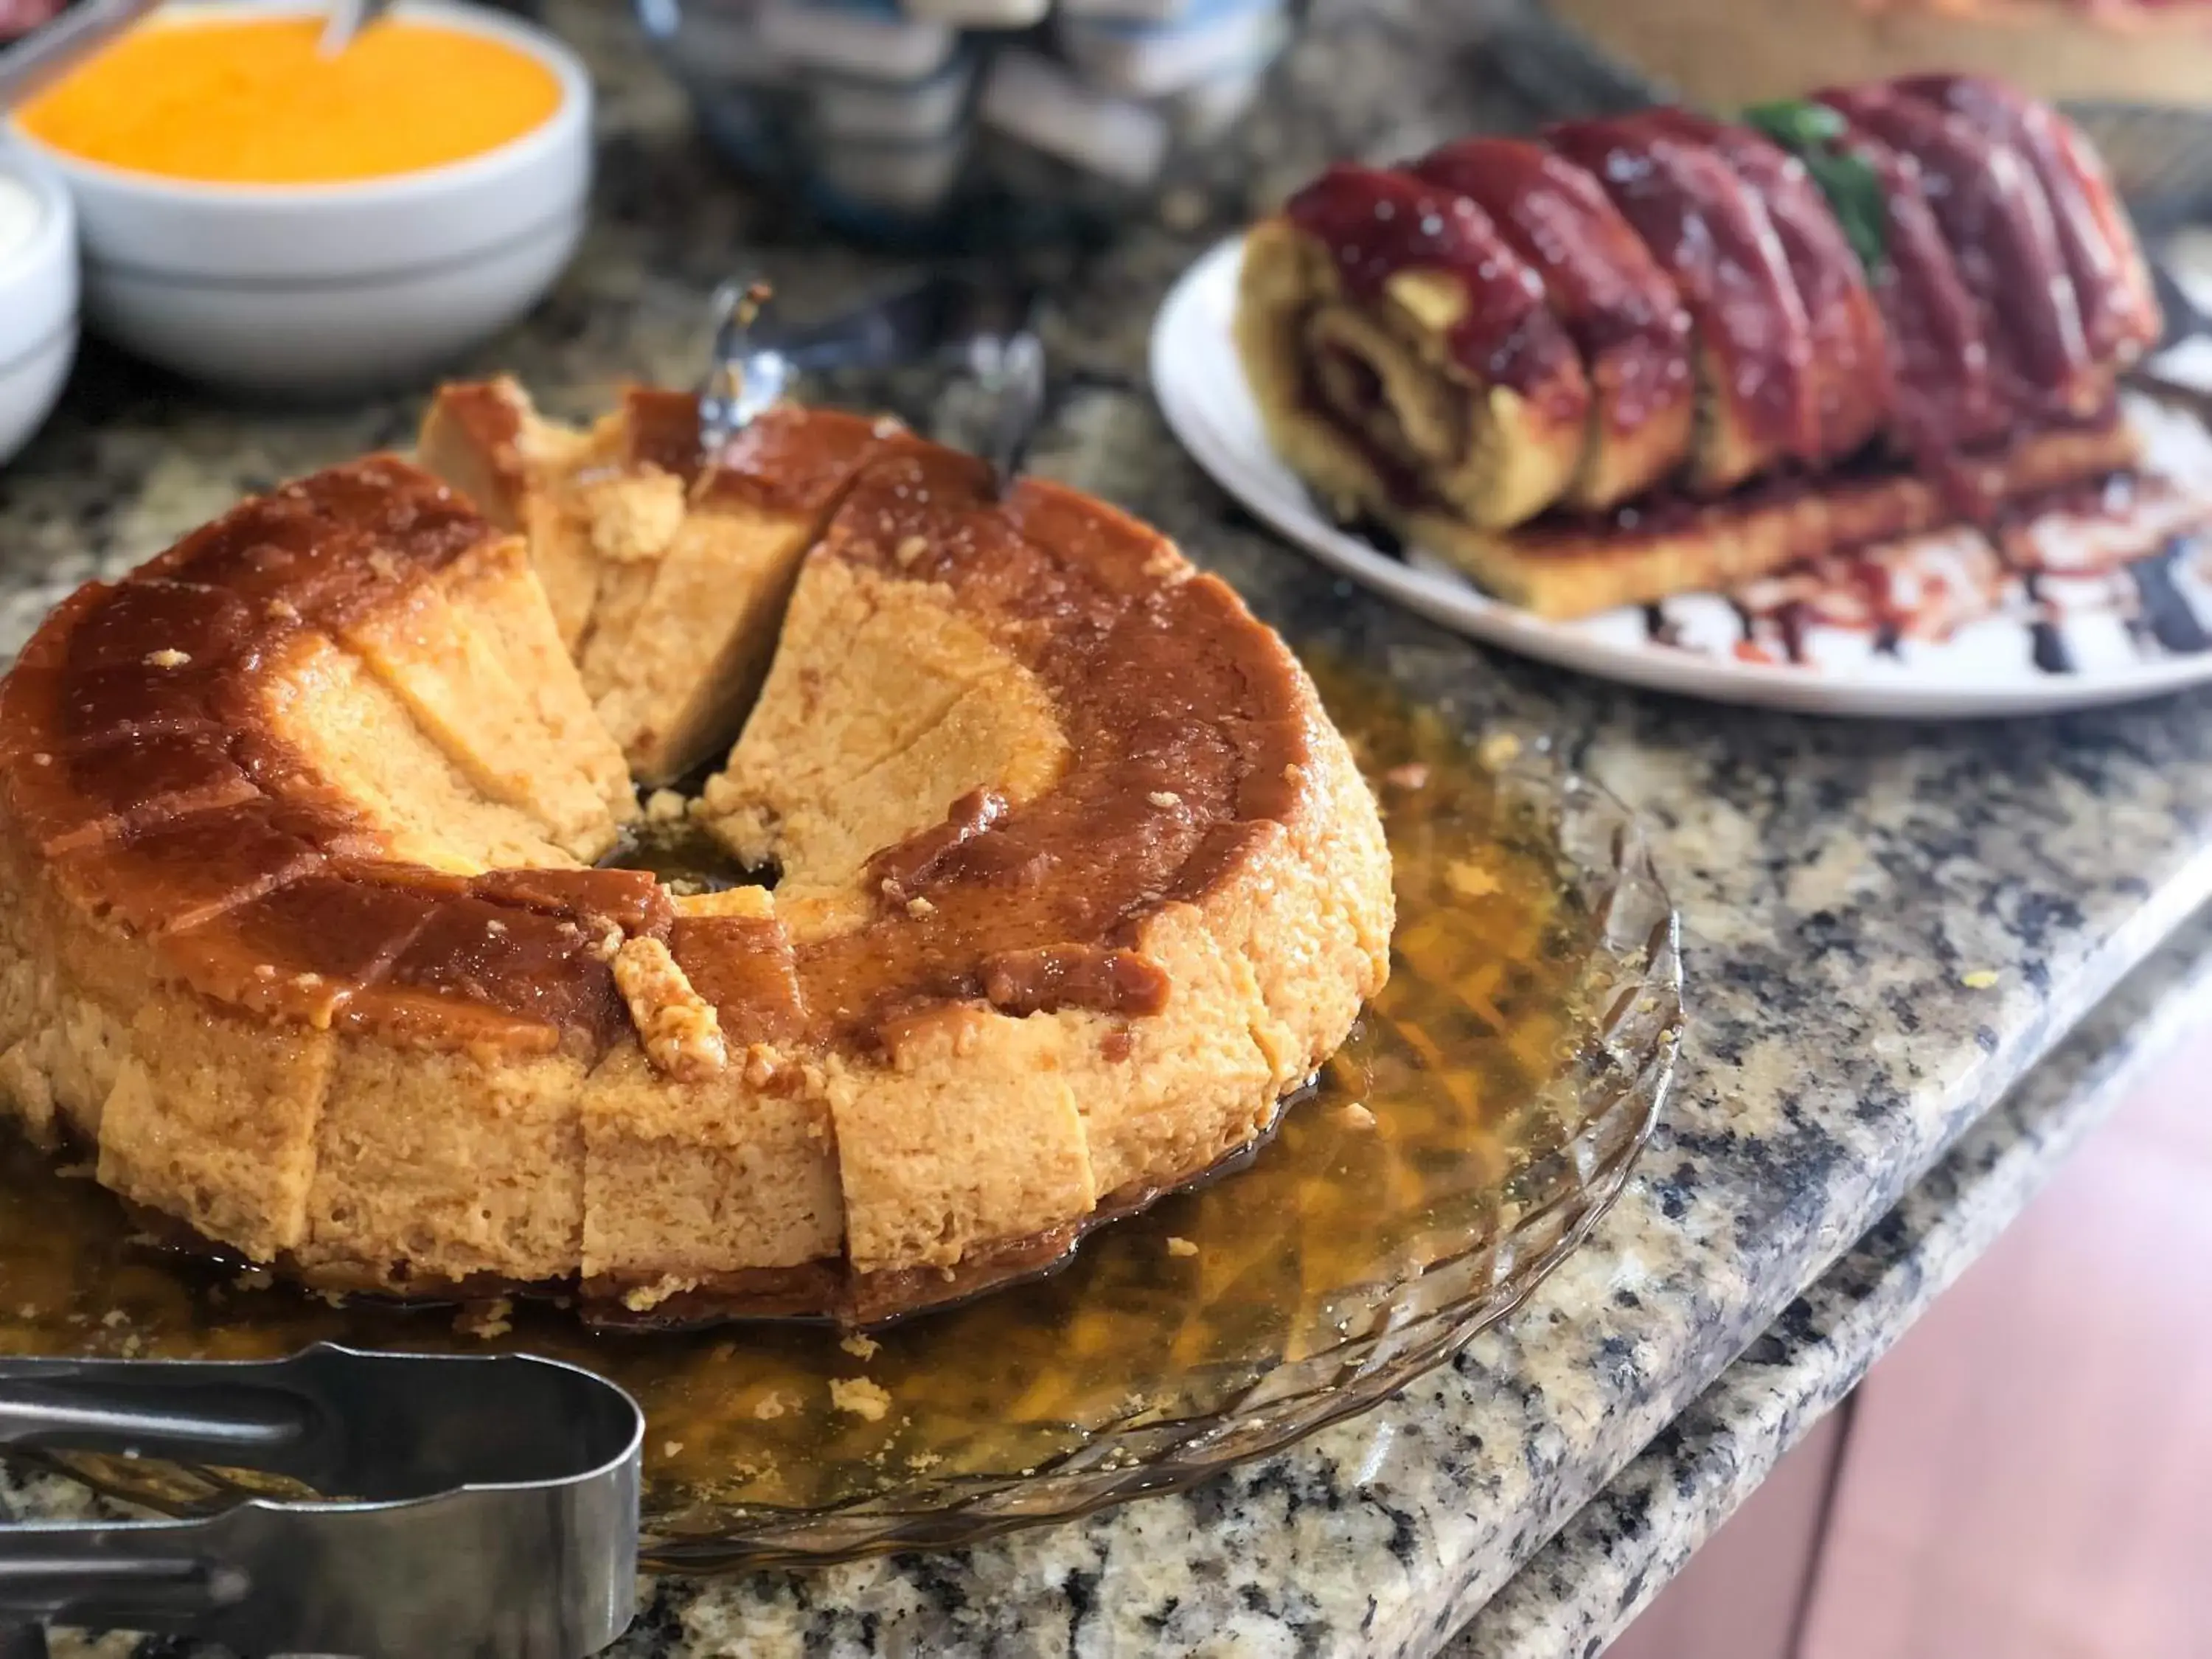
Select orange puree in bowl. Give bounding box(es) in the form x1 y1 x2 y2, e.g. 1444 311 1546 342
16 16 564 184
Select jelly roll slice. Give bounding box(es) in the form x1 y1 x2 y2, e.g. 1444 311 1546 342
1545 114 1823 496
1235 163 1593 531
1411 136 1697 513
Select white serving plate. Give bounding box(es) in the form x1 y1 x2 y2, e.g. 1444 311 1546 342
1152 237 2212 718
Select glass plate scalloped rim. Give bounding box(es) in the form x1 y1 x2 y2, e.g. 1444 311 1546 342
4 737 1681 1573
1152 237 2212 718
633 734 1683 1570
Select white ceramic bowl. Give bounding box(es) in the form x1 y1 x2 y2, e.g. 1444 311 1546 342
0 148 77 465
8 0 591 397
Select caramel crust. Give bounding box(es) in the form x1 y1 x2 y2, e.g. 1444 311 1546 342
1 448 1324 1057
783 447 1312 1048
1 462 650 1055
0 400 1396 1317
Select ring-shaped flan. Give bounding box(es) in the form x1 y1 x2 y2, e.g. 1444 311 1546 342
0 383 1394 1325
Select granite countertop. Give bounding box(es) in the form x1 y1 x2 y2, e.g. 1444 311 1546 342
9 4 2212 1655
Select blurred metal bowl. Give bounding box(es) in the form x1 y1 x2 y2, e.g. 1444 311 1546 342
635 0 1299 248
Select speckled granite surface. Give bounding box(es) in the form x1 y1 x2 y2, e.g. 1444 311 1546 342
1447 907 2212 1659
8 4 2212 1656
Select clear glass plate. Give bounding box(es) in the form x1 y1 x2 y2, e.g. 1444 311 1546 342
0 663 1682 1570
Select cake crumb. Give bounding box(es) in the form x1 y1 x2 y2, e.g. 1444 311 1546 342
616 937 728 1081
645 788 688 824
265 597 300 622
1147 790 1182 809
620 1274 700 1313
583 469 686 563
455 1297 512 1339
1478 731 1524 771
675 887 773 919
1960 968 2001 990
1161 182 1213 230
905 895 936 919
1445 858 1501 901
662 1441 685 1459
233 1267 274 1293
830 1377 893 1422
840 1332 880 1360
1166 1236 1200 1258
872 416 906 439
754 1391 788 1420
102 1308 129 1328
1341 1102 1377 1129
366 549 400 580
894 534 930 568
142 649 191 669
29 753 49 766
1283 762 1304 783
1384 762 1430 791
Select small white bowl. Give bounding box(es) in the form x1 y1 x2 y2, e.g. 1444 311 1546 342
9 0 591 397
0 147 77 467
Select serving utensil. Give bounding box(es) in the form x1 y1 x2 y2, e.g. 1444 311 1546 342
316 0 397 58
0 0 396 108
0 0 159 107
698 271 1046 489
0 1343 643 1658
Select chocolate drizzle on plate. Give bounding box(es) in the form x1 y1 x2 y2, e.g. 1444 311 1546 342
2020 571 2078 675
2131 535 2212 655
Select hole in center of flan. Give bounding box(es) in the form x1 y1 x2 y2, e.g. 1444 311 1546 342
598 776 776 898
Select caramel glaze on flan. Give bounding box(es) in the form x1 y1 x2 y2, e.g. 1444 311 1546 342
0 392 1394 1327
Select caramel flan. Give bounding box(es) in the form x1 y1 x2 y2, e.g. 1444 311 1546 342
0 394 1394 1326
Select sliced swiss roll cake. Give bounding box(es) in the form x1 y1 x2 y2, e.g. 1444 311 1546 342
1889 74 2159 372
1739 99 2011 467
1629 108 1893 466
1812 83 2107 420
1409 137 1697 512
1544 115 1825 493
1234 72 2166 619
1235 164 1594 531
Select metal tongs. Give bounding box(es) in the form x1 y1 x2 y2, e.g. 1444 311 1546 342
0 1343 642 1658
698 272 1048 490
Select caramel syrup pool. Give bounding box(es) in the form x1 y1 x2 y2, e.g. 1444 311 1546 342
0 664 1653 1545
